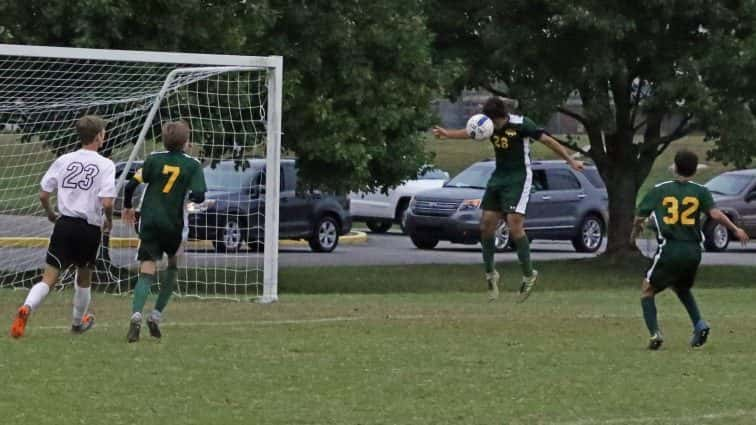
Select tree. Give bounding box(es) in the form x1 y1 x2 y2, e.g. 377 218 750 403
428 0 756 256
244 0 443 193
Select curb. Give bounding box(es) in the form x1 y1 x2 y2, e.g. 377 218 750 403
0 231 368 249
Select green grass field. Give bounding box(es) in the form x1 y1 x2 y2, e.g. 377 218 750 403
3 260 756 425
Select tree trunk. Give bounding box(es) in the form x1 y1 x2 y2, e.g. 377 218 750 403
604 167 641 256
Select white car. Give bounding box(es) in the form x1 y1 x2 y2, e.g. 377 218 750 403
350 166 449 233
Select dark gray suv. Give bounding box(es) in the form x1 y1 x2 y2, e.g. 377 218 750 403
405 160 608 252
702 169 756 251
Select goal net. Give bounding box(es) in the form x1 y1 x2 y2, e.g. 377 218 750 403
0 44 282 302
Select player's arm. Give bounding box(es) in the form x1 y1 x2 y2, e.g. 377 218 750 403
100 162 117 234
631 189 656 244
432 126 471 140
538 133 584 172
39 159 59 223
708 209 749 246
630 215 648 243
188 163 207 204
123 162 148 225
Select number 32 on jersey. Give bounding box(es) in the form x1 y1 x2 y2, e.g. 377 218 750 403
662 196 699 225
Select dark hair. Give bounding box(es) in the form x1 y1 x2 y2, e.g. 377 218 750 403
162 121 190 152
674 149 698 177
482 96 512 119
76 115 106 145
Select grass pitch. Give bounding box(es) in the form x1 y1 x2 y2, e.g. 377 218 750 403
2 261 756 425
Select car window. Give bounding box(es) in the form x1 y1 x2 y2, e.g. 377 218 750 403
583 168 606 189
204 162 258 191
531 170 547 192
445 163 493 189
545 169 581 190
705 174 753 196
418 167 449 180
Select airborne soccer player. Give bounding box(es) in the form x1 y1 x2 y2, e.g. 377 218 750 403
433 97 584 301
10 115 116 338
631 150 749 350
122 121 206 342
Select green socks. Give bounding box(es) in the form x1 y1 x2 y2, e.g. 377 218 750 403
132 273 156 314
513 236 533 277
641 297 659 336
481 237 496 273
155 267 177 313
675 289 702 326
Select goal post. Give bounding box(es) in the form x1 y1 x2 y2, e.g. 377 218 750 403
0 44 283 301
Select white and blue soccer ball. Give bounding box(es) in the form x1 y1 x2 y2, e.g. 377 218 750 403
466 114 494 140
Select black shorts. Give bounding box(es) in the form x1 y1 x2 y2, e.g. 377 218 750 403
645 240 702 291
46 216 102 269
137 224 182 262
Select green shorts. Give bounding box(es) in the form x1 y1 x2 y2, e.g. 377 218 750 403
137 224 182 262
481 180 530 215
645 240 702 291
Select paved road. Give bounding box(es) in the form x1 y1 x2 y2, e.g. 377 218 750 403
2 226 754 272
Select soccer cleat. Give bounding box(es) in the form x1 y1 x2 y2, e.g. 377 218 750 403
690 320 711 348
485 270 500 301
127 320 141 343
71 313 95 335
9 305 31 338
517 270 539 303
648 331 664 350
146 316 162 339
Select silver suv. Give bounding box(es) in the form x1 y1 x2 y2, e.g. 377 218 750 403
702 169 756 251
405 160 609 252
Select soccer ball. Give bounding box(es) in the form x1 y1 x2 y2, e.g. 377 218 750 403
466 114 494 140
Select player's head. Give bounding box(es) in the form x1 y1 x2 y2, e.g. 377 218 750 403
76 115 106 148
162 121 190 152
482 97 514 128
674 149 698 178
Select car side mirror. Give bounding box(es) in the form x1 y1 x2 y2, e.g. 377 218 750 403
250 184 266 198
746 191 756 203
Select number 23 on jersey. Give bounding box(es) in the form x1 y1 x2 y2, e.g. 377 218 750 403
662 196 699 225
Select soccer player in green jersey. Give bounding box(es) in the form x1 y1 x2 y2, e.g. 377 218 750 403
631 150 749 350
122 121 207 342
433 97 584 301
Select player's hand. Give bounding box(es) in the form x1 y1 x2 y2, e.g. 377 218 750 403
432 126 449 139
102 218 113 235
734 227 750 246
569 159 585 172
46 211 58 223
122 208 136 225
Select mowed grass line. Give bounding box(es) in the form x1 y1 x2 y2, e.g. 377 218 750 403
2 262 756 425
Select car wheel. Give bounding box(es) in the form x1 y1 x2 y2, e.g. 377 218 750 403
703 220 730 252
571 214 604 253
213 216 246 253
494 221 513 252
397 200 411 234
365 219 392 233
309 215 340 252
410 232 439 249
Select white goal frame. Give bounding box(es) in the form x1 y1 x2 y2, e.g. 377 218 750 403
0 44 283 302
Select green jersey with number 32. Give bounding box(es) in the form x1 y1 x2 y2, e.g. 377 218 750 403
636 180 715 242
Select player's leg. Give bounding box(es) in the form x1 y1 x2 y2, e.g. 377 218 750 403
640 279 664 350
147 234 182 338
672 245 709 347
479 194 502 301
128 259 156 342
10 265 60 338
70 221 100 334
507 213 537 302
70 267 95 334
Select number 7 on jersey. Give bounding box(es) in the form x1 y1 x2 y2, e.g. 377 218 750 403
162 165 181 193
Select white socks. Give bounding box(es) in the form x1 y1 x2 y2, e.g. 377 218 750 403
23 282 50 311
149 310 162 323
72 284 91 326
131 312 143 323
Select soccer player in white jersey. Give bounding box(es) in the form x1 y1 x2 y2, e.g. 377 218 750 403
10 115 116 338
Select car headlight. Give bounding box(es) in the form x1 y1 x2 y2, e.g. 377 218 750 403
458 199 481 211
186 199 216 214
409 197 417 210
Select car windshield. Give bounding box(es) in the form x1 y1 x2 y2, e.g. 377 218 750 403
705 173 752 196
444 163 492 189
203 163 260 191
417 167 449 180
